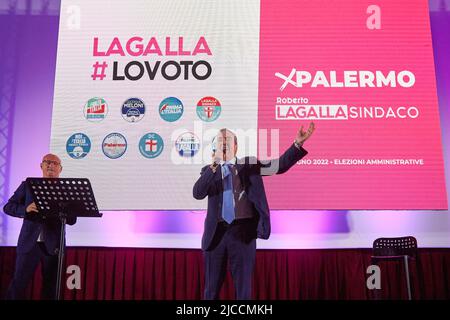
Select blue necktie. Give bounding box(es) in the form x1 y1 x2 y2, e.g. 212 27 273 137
221 163 235 224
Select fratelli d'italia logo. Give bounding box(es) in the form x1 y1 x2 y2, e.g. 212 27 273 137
139 132 164 158
122 97 145 123
83 97 108 122
102 133 127 159
196 96 221 122
66 133 91 159
159 97 184 122
175 132 200 157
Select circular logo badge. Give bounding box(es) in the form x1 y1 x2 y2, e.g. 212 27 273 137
121 98 145 123
196 96 221 122
175 132 201 157
83 97 108 122
139 133 164 158
66 133 91 159
102 133 127 159
158 97 184 122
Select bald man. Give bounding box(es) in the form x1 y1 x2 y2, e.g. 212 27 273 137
3 154 77 300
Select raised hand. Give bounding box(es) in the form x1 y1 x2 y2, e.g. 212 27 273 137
295 122 315 144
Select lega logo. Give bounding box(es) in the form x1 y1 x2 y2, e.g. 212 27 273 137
159 97 184 122
121 97 146 123
66 133 91 159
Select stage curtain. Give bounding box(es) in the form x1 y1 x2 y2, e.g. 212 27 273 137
0 247 449 300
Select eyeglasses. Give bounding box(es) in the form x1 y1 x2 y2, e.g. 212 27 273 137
42 160 61 166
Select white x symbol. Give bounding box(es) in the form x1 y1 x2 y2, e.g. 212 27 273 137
275 68 297 91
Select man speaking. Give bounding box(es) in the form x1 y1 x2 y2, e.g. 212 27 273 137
193 123 315 300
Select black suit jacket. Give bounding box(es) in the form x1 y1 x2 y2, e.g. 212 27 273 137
193 143 308 250
3 181 77 255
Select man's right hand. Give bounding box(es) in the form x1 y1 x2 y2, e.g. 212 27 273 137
26 202 38 214
210 152 220 173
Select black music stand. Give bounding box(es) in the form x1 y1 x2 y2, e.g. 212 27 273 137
26 177 102 300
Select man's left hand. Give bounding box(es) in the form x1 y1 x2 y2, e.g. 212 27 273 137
295 122 315 145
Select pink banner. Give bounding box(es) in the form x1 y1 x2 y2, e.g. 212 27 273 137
258 0 447 209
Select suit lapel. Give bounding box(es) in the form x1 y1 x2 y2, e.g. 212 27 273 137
214 161 246 189
234 161 248 190
235 162 245 173
214 166 223 182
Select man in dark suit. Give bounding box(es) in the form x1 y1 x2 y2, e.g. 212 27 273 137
193 123 315 299
3 153 77 300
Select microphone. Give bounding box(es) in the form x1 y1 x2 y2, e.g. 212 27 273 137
211 137 220 168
